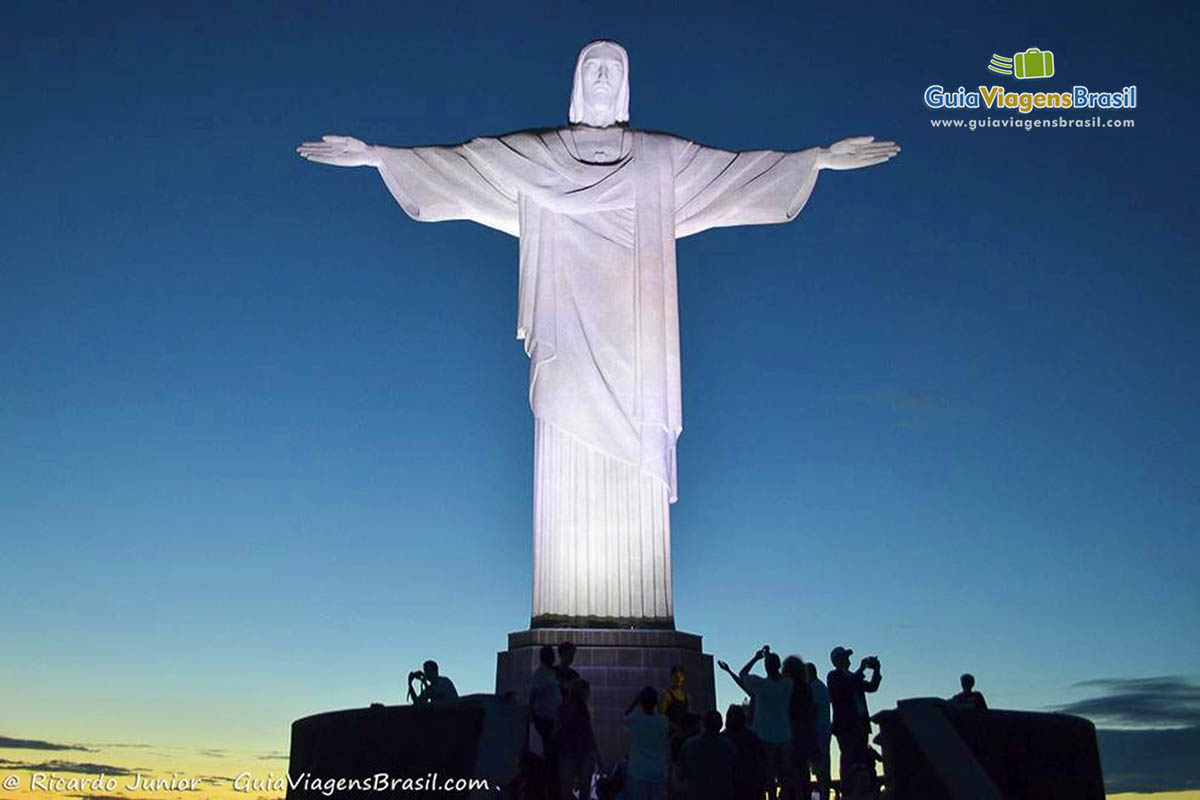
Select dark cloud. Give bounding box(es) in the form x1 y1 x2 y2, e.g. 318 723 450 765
0 758 136 776
257 751 288 761
0 736 93 752
1050 676 1200 793
197 748 227 758
1096 726 1200 794
1055 675 1200 727
66 794 129 800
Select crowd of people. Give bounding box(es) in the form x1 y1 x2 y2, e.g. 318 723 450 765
518 642 895 800
711 644 879 800
413 644 987 800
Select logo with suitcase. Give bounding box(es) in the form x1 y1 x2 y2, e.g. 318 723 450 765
988 48 1055 79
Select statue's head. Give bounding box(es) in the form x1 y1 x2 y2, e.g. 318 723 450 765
568 40 630 128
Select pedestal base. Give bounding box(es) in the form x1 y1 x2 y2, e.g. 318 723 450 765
286 696 526 800
495 627 715 769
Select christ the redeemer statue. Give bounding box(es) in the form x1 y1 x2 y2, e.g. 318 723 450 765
298 41 898 629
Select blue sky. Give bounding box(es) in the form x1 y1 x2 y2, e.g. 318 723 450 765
2 0 1197 788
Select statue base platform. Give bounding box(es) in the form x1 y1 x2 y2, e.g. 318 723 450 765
495 627 715 768
287 695 526 800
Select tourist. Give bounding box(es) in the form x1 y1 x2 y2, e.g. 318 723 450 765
736 646 793 799
659 665 690 735
669 713 701 800
806 661 831 800
624 686 670 800
784 656 814 800
827 647 881 781
530 645 562 757
556 642 580 699
678 710 735 800
950 673 988 710
408 660 458 704
556 679 600 800
721 704 764 800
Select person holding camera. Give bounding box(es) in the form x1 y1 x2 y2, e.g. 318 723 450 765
826 647 880 782
408 659 459 704
732 645 793 800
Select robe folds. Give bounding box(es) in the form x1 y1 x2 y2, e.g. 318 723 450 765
376 129 819 626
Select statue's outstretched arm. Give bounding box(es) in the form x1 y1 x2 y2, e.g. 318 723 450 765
815 136 900 170
673 134 899 237
296 135 380 167
295 134 519 237
296 135 379 167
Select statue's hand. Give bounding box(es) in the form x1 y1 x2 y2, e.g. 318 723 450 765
296 135 380 167
816 136 900 170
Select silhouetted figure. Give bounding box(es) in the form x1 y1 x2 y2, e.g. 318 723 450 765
669 713 701 800
784 656 814 800
736 646 793 799
556 678 599 800
408 660 458 704
950 673 988 710
806 661 832 800
679 710 736 800
826 647 881 784
659 665 691 735
624 686 670 800
531 645 563 749
721 704 764 800
556 642 580 700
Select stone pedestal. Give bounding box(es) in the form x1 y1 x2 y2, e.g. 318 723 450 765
495 628 715 769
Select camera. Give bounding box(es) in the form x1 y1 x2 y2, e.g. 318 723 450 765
863 656 881 670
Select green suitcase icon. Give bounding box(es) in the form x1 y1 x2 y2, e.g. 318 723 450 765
1014 47 1054 79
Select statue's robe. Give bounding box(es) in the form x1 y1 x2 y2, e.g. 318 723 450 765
375 129 819 627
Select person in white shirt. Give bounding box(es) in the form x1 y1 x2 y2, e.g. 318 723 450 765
623 686 670 800
735 646 793 799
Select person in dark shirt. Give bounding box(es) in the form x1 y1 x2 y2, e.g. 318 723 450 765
679 711 736 800
784 656 814 800
556 641 580 699
409 660 458 704
669 712 701 799
556 678 599 800
950 673 988 710
826 646 881 781
807 662 832 800
721 705 764 800
659 664 690 734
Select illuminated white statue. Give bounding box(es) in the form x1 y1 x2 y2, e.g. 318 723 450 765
298 41 898 628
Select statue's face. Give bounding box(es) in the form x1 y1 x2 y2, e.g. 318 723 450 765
579 44 624 122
